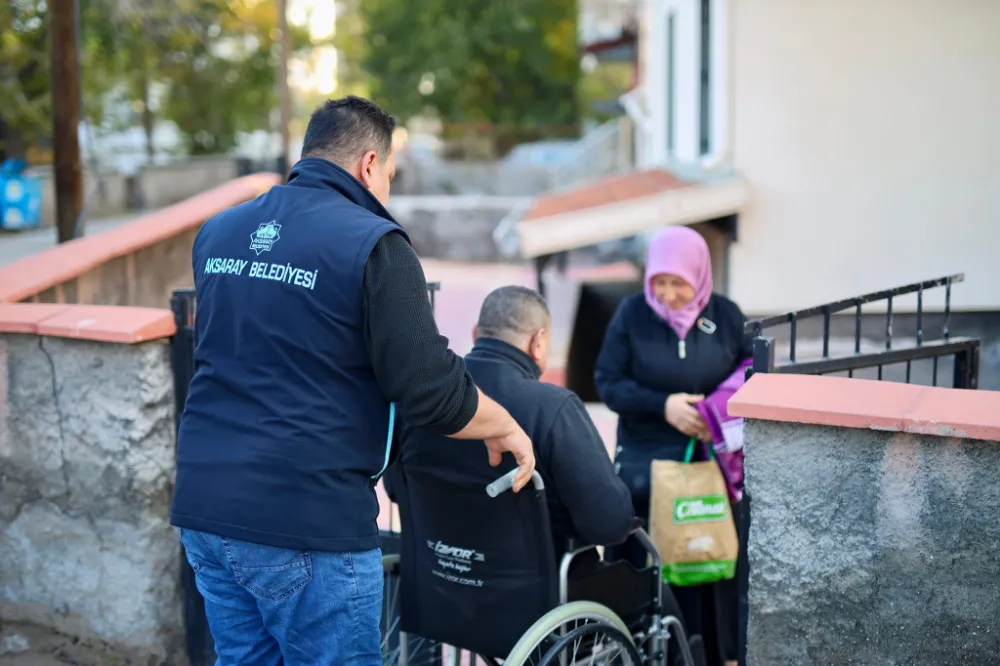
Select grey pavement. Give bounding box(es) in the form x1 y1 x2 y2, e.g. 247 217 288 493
0 213 145 267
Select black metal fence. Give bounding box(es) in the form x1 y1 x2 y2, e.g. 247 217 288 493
745 274 980 389
168 289 210 666
169 281 442 665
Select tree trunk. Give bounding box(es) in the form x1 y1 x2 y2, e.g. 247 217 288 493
49 0 84 243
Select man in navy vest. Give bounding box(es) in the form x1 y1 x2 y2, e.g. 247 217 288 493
170 96 535 666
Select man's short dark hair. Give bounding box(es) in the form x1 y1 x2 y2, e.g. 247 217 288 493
301 96 396 168
476 286 550 344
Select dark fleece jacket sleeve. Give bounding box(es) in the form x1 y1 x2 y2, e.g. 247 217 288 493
362 231 479 435
544 394 635 546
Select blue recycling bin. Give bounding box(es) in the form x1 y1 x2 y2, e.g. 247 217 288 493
0 158 43 230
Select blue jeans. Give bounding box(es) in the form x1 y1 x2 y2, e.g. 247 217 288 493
179 528 383 666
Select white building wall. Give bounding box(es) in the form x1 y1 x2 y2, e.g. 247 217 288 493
635 0 705 167
729 0 1000 313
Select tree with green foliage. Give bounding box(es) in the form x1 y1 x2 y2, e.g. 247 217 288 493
339 0 581 153
99 0 309 156
152 0 308 154
0 0 119 157
0 0 310 159
330 0 370 99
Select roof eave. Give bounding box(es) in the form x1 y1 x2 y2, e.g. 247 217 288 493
514 176 750 259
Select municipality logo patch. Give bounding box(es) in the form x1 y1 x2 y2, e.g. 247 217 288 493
250 221 281 255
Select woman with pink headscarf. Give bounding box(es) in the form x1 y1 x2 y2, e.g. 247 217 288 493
594 226 752 666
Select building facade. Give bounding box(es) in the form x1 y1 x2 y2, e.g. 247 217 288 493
517 0 1000 314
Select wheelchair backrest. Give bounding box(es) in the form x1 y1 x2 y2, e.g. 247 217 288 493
397 467 559 658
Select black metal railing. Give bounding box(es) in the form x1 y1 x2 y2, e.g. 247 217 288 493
169 281 442 665
745 274 980 389
168 289 212 666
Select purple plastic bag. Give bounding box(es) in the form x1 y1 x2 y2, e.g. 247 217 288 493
712 445 744 503
694 359 751 503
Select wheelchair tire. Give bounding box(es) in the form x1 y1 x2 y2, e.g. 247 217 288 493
503 601 633 666
536 622 642 666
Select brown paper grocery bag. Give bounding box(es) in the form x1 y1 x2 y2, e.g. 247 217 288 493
649 440 738 586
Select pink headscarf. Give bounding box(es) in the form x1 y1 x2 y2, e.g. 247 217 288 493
644 226 713 339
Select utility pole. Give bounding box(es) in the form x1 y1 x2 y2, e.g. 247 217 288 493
49 0 84 243
276 0 292 177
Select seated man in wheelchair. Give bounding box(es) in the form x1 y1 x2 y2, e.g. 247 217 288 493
387 285 635 559
383 286 703 666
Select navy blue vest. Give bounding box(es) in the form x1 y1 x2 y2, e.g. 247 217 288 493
170 158 407 552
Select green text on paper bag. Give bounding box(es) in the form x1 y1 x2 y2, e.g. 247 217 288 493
672 494 729 524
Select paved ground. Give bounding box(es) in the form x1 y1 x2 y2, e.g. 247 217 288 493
0 214 144 267
0 622 125 666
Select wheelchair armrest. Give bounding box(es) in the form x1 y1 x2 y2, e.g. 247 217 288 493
624 525 662 572
630 517 646 532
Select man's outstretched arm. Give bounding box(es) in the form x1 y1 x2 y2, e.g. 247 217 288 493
362 231 535 490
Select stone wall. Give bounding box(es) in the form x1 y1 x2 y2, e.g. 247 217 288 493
0 333 181 663
390 195 531 262
0 177 275 664
30 156 247 228
393 161 554 196
35 168 129 223
25 229 197 309
742 417 1000 665
137 156 240 209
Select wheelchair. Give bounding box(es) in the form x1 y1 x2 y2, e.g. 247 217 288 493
379 467 700 666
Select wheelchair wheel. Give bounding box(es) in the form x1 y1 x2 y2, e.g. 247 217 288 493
536 622 642 666
382 554 445 666
504 601 634 666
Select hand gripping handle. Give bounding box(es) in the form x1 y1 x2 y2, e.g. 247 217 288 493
485 469 545 497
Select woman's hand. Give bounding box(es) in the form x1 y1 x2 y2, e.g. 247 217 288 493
664 393 711 441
